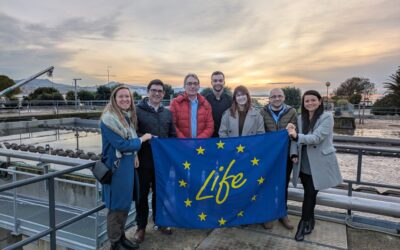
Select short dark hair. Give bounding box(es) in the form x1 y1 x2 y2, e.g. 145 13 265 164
147 79 165 91
211 71 225 80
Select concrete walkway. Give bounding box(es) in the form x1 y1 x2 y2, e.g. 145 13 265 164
101 215 349 250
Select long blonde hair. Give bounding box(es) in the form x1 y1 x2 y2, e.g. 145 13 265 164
102 85 138 128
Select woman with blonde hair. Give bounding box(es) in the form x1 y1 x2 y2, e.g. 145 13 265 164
100 85 152 250
219 85 265 137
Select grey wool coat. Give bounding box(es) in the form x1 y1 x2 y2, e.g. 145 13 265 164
219 107 265 137
291 112 343 190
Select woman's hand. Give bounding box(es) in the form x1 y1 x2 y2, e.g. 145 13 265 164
286 123 296 130
135 155 139 168
288 128 297 139
291 156 299 164
140 133 152 142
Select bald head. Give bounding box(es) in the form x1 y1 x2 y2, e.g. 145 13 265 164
269 88 285 110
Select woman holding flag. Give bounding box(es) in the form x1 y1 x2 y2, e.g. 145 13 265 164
100 85 152 250
219 85 265 137
286 90 342 241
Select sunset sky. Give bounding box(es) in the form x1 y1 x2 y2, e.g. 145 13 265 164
1 0 399 94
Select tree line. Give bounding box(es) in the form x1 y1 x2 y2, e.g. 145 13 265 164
1 66 399 114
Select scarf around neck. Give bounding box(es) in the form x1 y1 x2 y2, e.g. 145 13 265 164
101 110 138 139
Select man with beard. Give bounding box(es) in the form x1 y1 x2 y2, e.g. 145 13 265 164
205 71 232 137
260 88 298 230
134 79 176 244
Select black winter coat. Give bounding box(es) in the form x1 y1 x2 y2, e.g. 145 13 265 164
136 98 176 169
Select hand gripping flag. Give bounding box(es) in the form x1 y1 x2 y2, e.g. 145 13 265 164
151 130 289 228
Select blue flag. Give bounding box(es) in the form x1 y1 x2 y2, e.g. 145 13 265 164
151 130 288 228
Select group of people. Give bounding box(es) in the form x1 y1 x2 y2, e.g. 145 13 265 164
99 71 343 250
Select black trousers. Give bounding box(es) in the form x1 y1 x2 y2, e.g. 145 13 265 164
299 172 319 221
284 159 293 209
135 167 156 229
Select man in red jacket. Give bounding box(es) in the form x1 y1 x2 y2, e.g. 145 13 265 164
170 73 214 138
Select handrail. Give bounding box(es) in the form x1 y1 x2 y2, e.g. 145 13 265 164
0 161 99 250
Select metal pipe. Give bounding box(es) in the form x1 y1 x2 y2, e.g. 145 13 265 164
0 148 92 166
0 66 54 97
289 187 400 218
0 162 94 192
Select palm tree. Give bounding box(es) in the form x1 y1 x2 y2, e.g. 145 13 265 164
384 66 400 97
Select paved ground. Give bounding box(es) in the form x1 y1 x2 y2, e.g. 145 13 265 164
100 215 350 250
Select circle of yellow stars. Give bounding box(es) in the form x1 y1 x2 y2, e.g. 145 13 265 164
179 141 267 227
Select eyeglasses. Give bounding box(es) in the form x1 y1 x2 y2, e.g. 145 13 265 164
212 79 224 83
186 82 199 87
270 95 284 99
149 89 164 94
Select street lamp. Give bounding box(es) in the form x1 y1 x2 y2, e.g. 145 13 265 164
73 78 82 110
325 81 331 101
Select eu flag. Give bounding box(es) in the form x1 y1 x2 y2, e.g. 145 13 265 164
151 130 288 228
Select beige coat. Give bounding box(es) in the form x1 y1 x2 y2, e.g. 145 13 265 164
219 107 265 137
291 112 343 190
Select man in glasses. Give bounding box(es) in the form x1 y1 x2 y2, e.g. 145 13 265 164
260 88 298 230
134 79 176 243
205 71 232 137
170 73 214 138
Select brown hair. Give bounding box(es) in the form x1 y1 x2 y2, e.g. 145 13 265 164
102 85 138 128
229 85 251 118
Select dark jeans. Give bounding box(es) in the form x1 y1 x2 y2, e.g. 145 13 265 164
299 172 319 221
135 167 156 229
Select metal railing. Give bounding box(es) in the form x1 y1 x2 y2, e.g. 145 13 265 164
0 140 399 249
0 161 104 250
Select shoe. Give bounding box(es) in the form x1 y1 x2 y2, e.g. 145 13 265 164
110 241 131 250
304 219 313 235
158 226 173 235
262 221 274 229
133 229 145 243
295 220 311 241
121 234 139 249
279 216 294 230
310 216 315 230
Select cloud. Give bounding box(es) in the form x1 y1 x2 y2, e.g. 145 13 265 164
0 12 121 82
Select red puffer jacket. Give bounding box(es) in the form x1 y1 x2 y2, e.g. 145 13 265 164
170 93 214 138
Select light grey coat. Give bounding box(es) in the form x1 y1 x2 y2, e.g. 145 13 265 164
291 112 342 190
219 107 265 137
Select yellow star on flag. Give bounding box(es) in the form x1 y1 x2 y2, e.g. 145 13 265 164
216 140 225 149
198 212 207 221
196 146 205 155
251 157 259 166
257 177 265 185
183 161 191 170
236 144 245 153
218 217 227 226
179 179 187 187
251 195 257 201
184 198 192 207
237 211 244 217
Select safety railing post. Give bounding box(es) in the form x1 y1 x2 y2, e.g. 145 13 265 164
11 166 20 235
48 177 56 250
356 149 363 183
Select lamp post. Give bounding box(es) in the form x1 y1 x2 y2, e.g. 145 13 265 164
73 78 82 110
325 81 331 101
